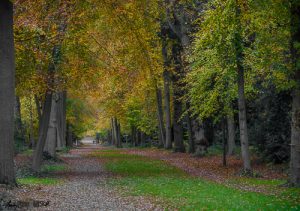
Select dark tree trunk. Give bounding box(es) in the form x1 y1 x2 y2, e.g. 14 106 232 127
161 34 172 149
29 97 35 148
172 43 185 153
35 95 42 124
66 123 73 147
235 1 251 172
290 1 300 187
116 121 122 148
156 86 165 148
32 93 53 172
163 70 172 149
223 119 227 166
227 114 235 155
0 0 16 185
186 114 195 153
131 126 136 146
15 96 24 142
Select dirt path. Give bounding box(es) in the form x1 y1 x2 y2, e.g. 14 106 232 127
2 145 161 211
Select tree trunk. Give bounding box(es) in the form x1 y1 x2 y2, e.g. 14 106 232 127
56 92 67 149
30 97 35 148
32 93 53 172
156 86 165 148
227 114 235 155
163 71 172 149
235 1 251 172
116 121 122 148
15 96 24 142
35 95 42 124
0 0 16 185
172 43 185 153
186 114 195 153
162 33 172 149
131 126 136 146
44 94 58 157
66 123 73 147
290 2 300 187
223 119 227 166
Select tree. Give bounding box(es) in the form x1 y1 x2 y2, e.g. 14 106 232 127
0 0 16 185
290 0 300 187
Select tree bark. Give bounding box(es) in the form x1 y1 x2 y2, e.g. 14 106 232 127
44 94 58 157
156 86 165 148
227 114 235 155
161 33 172 149
32 93 53 172
0 0 16 185
235 1 251 172
186 114 195 153
172 43 185 153
290 1 300 187
66 123 73 147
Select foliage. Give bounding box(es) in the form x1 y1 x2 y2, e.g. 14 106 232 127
17 177 62 186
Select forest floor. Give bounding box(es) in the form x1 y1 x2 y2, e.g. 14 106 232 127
0 144 299 210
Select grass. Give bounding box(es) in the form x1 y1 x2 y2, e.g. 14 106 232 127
41 164 68 173
91 150 300 211
18 177 61 186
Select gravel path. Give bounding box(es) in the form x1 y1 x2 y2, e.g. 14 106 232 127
3 145 162 211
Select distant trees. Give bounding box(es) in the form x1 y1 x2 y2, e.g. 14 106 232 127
0 0 16 185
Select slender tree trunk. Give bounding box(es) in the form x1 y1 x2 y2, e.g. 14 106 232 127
186 114 195 153
15 96 24 142
156 86 165 148
66 123 73 147
0 0 16 185
227 114 235 155
141 132 146 147
56 92 66 149
35 95 42 124
116 121 122 148
131 126 136 146
235 1 251 172
29 97 35 148
32 93 53 172
111 118 115 146
163 71 172 149
162 33 172 149
223 119 227 166
290 1 300 187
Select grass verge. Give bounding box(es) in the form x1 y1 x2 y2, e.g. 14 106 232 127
18 177 61 186
91 149 300 210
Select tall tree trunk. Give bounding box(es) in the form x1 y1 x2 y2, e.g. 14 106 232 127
172 43 185 153
161 32 172 149
15 96 24 142
235 1 251 172
44 95 58 157
290 1 300 187
156 86 165 148
163 70 172 149
227 114 235 155
56 92 67 149
32 93 53 172
223 119 227 166
0 0 16 185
